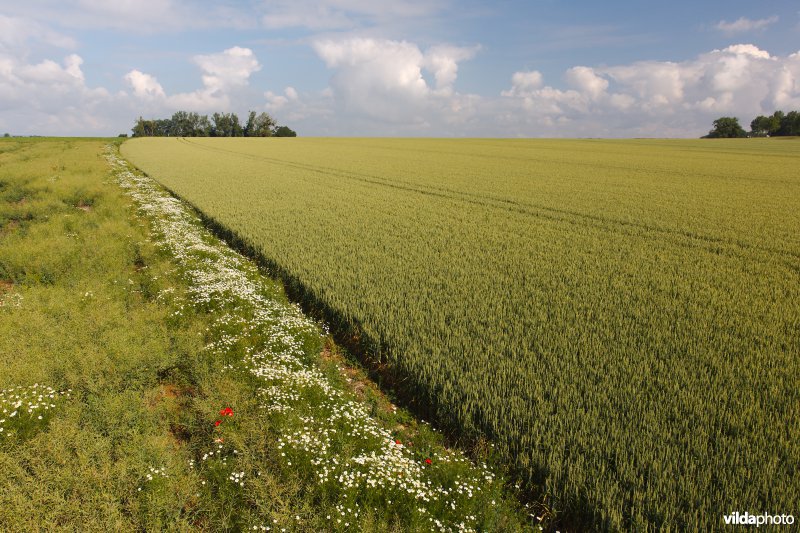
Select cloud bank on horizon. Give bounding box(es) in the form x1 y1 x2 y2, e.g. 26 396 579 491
1 1 799 137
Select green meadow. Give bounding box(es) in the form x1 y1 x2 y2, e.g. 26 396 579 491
0 137 209 529
122 136 800 530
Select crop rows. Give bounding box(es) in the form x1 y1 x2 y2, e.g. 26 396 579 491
122 137 800 530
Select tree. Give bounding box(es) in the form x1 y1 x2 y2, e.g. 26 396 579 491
169 111 208 137
211 112 243 137
3 133 10 138
253 112 276 137
787 111 800 136
210 112 222 136
231 113 243 137
273 125 297 137
236 111 277 137
776 110 799 136
244 111 257 137
154 119 172 136
704 117 746 138
130 111 294 138
769 111 784 135
168 111 188 136
174 112 210 136
750 115 772 136
749 110 800 137
199 115 212 136
132 117 144 137
211 112 228 136
132 117 159 137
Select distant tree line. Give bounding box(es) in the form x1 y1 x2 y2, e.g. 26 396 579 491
704 109 800 138
132 110 296 138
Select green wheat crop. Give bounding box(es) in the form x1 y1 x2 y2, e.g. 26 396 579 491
122 136 800 531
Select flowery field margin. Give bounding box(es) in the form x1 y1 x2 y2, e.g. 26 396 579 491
108 147 532 532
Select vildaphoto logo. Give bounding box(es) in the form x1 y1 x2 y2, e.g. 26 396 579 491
723 512 795 527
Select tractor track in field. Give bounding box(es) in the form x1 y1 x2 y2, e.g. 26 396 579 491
176 137 800 267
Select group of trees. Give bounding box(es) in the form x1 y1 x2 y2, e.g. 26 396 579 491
704 109 800 138
749 110 800 136
132 110 296 138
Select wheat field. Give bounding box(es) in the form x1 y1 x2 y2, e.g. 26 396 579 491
122 137 800 530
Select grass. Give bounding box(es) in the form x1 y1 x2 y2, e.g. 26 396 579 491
0 137 529 532
121 136 800 531
0 137 207 529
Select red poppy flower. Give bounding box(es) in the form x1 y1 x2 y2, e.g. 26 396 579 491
425 458 432 465
395 439 402 445
215 420 222 427
219 407 234 417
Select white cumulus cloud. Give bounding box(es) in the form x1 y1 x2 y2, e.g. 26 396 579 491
565 66 609 100
3 21 799 139
0 52 115 135
124 47 262 112
501 71 543 97
312 37 478 123
423 44 480 94
265 87 298 111
124 70 166 100
500 44 800 137
193 47 261 93
260 40 800 137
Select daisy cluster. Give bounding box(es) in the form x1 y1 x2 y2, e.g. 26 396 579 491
0 384 71 439
0 291 23 309
137 466 169 492
109 149 513 531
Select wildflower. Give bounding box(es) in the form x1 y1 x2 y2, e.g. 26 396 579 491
219 407 234 417
425 458 432 465
215 420 222 427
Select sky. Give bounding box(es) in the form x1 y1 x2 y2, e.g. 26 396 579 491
1 1 799 137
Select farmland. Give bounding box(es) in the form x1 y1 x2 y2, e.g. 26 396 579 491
122 136 800 530
1 138 527 531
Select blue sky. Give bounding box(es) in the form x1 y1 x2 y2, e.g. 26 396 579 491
1 1 799 136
